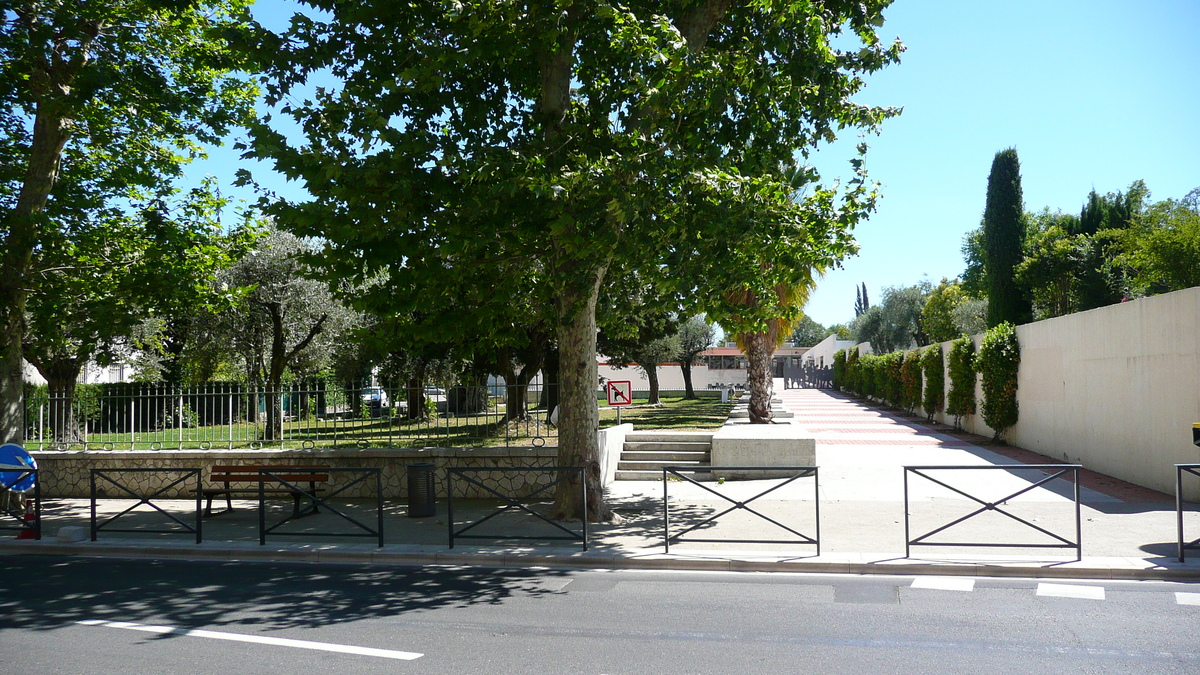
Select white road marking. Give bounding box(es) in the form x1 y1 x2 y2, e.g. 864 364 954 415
1036 583 1105 600
910 576 975 592
76 620 422 660
1177 592 1200 606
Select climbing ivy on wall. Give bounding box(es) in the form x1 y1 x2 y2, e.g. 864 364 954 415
900 350 922 413
921 344 945 420
946 336 976 428
977 322 1021 441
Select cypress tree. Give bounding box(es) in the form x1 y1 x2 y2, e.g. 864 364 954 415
982 148 1031 327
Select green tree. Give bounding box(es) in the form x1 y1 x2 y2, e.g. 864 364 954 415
853 281 931 353
920 344 944 421
599 310 679 406
1074 182 1148 310
982 148 1030 327
790 315 831 347
247 2 902 518
23 184 245 442
674 316 716 400
921 278 966 343
945 336 976 429
1015 210 1085 320
195 225 356 438
0 0 256 443
1107 188 1200 296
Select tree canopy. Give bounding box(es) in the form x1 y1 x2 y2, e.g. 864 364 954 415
0 0 257 442
245 0 902 519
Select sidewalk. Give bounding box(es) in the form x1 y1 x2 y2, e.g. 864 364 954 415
4 388 1199 581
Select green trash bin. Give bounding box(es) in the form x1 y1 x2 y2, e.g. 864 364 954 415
407 462 437 518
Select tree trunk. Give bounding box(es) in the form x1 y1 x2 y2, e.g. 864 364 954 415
38 361 84 444
549 269 616 523
0 318 24 444
542 347 560 416
405 369 427 421
744 331 775 424
680 359 696 400
644 363 661 405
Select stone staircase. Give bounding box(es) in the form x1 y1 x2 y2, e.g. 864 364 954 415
615 431 713 481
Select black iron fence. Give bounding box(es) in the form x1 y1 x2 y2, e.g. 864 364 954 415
1177 464 1200 562
24 378 558 450
258 467 384 547
904 464 1083 561
447 466 588 550
663 466 820 554
90 468 202 543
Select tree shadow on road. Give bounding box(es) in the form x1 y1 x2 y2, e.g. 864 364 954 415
0 556 572 632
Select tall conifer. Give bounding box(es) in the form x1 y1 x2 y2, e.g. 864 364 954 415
982 148 1030 327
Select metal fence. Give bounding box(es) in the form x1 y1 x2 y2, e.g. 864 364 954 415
23 379 559 450
904 464 1083 561
663 466 820 554
1177 464 1200 562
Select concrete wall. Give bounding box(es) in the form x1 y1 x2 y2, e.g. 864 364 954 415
597 423 633 487
920 287 1200 498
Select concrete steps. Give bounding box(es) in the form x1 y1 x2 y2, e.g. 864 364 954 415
615 431 713 481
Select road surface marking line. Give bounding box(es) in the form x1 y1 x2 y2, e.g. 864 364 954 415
76 620 422 660
910 577 975 592
1177 592 1200 606
1036 583 1105 600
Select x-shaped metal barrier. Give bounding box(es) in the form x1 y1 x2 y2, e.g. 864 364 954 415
259 467 384 547
663 466 819 554
1176 464 1200 562
90 468 202 543
0 463 41 540
904 464 1082 561
447 466 587 550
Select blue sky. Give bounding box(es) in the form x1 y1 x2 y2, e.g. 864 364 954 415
187 0 1200 328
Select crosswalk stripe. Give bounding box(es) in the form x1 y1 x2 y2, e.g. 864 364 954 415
1177 592 1200 606
1037 583 1105 600
910 576 975 592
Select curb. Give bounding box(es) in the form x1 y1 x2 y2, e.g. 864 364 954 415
5 540 1199 582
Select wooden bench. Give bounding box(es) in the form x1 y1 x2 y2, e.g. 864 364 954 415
201 465 330 517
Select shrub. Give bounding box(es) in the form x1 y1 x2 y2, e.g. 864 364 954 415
900 350 922 413
882 351 904 406
844 347 861 395
946 336 976 428
978 322 1021 441
833 349 847 391
921 344 945 420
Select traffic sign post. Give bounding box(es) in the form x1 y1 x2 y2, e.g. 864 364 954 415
606 381 633 425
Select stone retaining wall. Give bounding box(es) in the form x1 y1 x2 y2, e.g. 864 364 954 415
31 447 560 500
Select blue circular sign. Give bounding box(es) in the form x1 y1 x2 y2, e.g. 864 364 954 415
0 443 36 493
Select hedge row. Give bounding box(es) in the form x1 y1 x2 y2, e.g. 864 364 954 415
832 322 1020 439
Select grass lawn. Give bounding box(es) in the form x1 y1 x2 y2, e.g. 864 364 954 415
599 395 735 431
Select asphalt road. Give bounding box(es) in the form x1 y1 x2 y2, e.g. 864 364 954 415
1 556 1198 674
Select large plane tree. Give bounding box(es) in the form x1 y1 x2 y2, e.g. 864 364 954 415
247 0 902 520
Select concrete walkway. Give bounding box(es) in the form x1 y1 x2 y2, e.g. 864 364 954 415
4 386 1199 580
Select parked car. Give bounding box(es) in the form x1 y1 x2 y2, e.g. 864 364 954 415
362 387 389 414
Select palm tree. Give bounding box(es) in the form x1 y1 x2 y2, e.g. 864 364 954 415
731 271 819 423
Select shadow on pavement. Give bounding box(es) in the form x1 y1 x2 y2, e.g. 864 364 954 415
0 556 571 632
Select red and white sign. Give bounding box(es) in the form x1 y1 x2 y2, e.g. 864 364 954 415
606 380 633 406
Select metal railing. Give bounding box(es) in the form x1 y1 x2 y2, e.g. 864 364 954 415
447 466 588 550
904 464 1083 561
259 467 384 547
24 379 558 451
90 468 202 543
663 466 820 554
0 463 41 540
1176 464 1200 562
